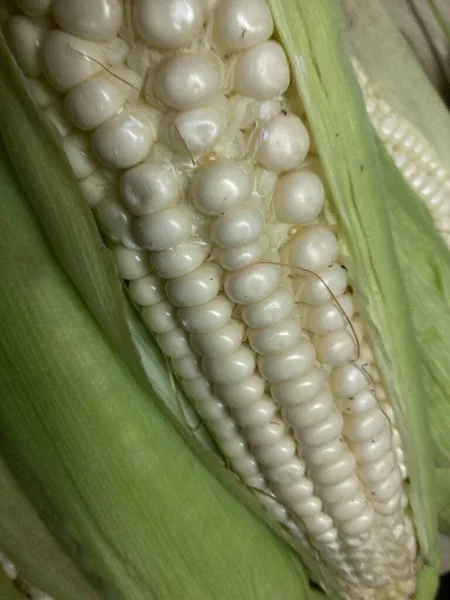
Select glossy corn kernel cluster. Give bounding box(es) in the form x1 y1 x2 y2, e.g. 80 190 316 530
2 1 423 598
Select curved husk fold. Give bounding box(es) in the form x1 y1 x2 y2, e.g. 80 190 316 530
0 459 99 600
0 138 314 600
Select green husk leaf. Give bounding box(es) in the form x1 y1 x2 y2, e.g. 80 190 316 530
0 459 99 600
268 0 438 575
0 31 218 455
342 0 450 169
0 569 26 600
0 137 311 600
376 140 450 469
435 468 450 534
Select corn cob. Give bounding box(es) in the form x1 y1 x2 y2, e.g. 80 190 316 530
352 60 450 248
0 0 448 599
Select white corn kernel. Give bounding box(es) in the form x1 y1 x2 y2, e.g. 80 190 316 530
202 345 256 384
53 0 123 40
219 236 269 271
44 104 72 138
6 15 49 77
92 109 157 169
191 160 253 216
63 132 98 179
241 285 294 328
311 452 356 486
273 169 325 224
314 328 358 366
78 170 114 207
319 474 361 504
224 263 280 305
128 273 165 306
330 364 369 398
271 368 325 406
15 0 52 16
339 508 373 536
166 264 223 307
64 76 125 130
190 319 244 358
246 417 285 446
265 457 306 485
350 431 392 464
258 340 316 383
248 316 302 355
26 77 59 108
256 113 310 172
303 295 354 335
178 295 233 334
215 373 265 408
135 206 192 251
156 327 191 358
234 41 290 101
283 391 334 429
111 246 150 280
214 0 273 51
43 30 105 91
253 435 296 468
344 409 387 443
150 238 211 279
299 410 344 447
302 438 343 467
341 390 378 415
290 226 339 272
358 452 396 484
211 207 264 249
233 395 276 428
142 300 178 333
121 162 182 216
366 470 402 503
274 477 314 504
171 353 202 380
169 106 227 154
326 490 367 522
95 199 141 249
134 0 204 49
155 54 221 111
298 263 347 305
